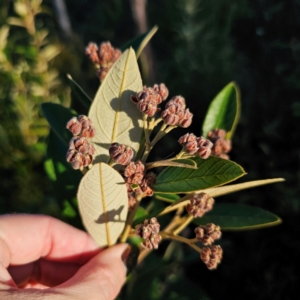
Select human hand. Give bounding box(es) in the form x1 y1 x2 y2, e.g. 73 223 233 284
0 214 128 300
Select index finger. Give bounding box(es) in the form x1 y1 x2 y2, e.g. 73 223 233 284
0 214 100 267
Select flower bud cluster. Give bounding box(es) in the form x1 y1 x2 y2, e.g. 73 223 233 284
131 84 169 117
109 143 134 166
200 245 223 270
66 137 95 169
161 96 193 128
124 160 156 199
85 41 122 81
195 223 221 245
207 129 232 160
66 115 95 170
66 115 95 138
135 217 161 249
178 133 213 159
186 193 214 217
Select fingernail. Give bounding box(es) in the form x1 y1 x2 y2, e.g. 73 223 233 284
121 244 140 275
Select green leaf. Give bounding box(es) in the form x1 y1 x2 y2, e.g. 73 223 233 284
121 25 158 58
154 156 245 194
134 206 148 222
41 103 76 145
88 48 143 164
67 74 92 110
194 203 282 230
46 130 82 206
154 193 180 203
202 82 241 139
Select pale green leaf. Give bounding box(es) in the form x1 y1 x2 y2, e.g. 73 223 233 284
77 163 128 247
202 178 285 197
88 48 143 163
136 25 158 58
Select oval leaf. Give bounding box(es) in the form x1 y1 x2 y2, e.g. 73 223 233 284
77 163 128 246
121 25 158 58
88 48 143 164
193 203 282 230
154 156 245 194
202 82 241 139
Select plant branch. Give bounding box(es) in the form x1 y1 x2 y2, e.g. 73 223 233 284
160 231 202 254
173 215 193 235
120 194 143 243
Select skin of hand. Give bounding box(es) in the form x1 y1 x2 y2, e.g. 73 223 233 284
0 214 127 300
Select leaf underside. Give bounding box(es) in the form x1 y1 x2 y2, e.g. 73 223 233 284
77 163 128 246
88 48 143 164
154 156 245 194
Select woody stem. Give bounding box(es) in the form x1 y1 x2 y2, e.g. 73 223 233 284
120 194 143 243
173 215 194 235
160 231 202 254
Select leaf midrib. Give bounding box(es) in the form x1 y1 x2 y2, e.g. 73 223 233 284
99 163 111 246
111 50 131 143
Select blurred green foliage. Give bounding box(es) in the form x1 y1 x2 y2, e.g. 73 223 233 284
0 0 299 299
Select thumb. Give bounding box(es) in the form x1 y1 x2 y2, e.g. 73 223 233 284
57 243 128 300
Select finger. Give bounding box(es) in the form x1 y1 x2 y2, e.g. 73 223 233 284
0 214 99 267
55 244 128 300
8 260 81 287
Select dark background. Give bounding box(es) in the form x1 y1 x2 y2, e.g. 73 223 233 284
1 0 299 299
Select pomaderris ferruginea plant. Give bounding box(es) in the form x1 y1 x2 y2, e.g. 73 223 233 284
42 28 284 273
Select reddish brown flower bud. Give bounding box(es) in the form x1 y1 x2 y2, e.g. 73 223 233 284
207 128 227 140
196 137 213 159
124 160 145 177
207 129 232 159
165 96 186 110
86 41 122 81
178 109 193 128
136 87 162 105
66 137 95 169
135 217 160 239
109 143 134 165
124 161 145 187
200 245 223 270
140 172 156 196
66 117 82 136
137 98 158 117
85 42 100 65
153 83 169 102
132 87 163 116
136 217 162 249
178 133 197 145
195 223 222 245
178 133 198 154
67 115 95 138
186 193 214 217
162 96 192 127
98 41 122 66
161 111 180 126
